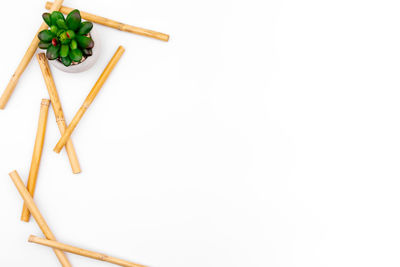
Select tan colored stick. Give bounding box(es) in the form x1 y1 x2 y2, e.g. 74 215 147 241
21 99 50 222
0 0 64 109
29 235 147 267
45 2 169 42
9 171 72 267
53 46 125 153
37 53 81 173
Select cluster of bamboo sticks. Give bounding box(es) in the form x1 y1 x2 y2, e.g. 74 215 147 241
11 171 146 267
5 0 170 266
0 0 169 110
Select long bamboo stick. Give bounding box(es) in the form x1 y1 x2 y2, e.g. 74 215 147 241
53 46 125 153
21 99 50 222
9 171 72 267
29 235 147 267
45 2 169 42
37 53 81 173
0 0 64 109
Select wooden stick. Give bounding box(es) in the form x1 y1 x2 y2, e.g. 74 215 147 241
21 99 50 222
29 235 147 267
9 171 72 267
37 53 81 173
0 0 64 109
53 46 125 153
45 2 169 42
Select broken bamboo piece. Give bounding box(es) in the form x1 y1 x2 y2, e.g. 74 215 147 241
9 171 72 267
21 99 50 222
0 0 64 109
45 2 169 42
29 235 147 267
53 46 125 153
37 53 81 173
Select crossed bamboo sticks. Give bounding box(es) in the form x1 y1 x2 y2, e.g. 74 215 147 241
54 46 125 153
37 53 81 174
10 170 147 267
0 1 169 109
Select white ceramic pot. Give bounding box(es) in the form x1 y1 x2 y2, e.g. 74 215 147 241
49 28 100 73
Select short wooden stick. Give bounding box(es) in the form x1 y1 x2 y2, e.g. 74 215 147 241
53 46 125 153
29 235 147 267
0 0 64 109
37 53 81 173
45 2 169 42
21 99 50 223
9 171 72 267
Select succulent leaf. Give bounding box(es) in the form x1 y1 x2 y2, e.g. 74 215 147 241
82 48 93 56
78 22 93 35
56 19 68 30
61 56 72 66
50 11 64 26
58 32 71 44
69 49 83 62
60 44 69 58
50 25 58 34
61 39 71 45
56 29 65 37
38 41 51 49
51 38 58 46
76 35 94 49
38 30 55 42
66 9 81 31
42 13 52 26
66 30 75 39
46 45 60 60
70 39 78 50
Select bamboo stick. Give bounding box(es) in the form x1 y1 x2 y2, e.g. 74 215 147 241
45 2 169 42
37 53 81 173
21 99 50 223
29 235 147 267
53 46 125 153
0 0 64 109
9 171 72 267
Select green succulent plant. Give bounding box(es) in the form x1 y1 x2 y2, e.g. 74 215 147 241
38 10 94 66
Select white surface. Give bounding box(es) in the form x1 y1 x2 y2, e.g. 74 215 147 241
0 0 400 266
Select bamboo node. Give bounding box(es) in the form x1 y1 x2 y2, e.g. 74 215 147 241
99 254 108 261
117 22 125 31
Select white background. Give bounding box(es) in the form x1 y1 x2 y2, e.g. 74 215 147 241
1 0 400 266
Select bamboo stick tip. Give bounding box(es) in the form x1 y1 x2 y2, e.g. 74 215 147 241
21 216 29 223
28 235 36 242
118 46 126 53
8 170 18 177
37 53 46 61
0 97 7 109
41 99 51 106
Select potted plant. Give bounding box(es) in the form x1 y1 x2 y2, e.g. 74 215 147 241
38 9 99 73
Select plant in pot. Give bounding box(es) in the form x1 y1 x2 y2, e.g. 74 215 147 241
38 9 99 73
